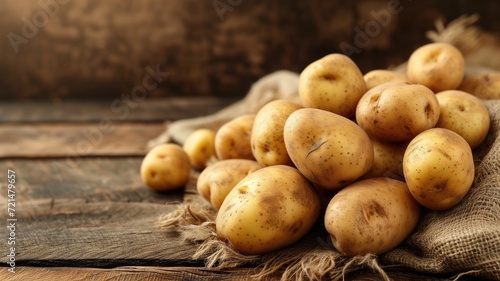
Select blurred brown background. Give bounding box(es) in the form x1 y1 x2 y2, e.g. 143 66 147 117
1 0 499 100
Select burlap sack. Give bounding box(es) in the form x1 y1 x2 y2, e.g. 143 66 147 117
157 16 500 280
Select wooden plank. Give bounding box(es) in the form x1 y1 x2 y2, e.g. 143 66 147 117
0 98 237 123
0 158 186 203
1 266 276 281
0 123 166 158
0 200 195 262
0 266 453 281
0 158 196 263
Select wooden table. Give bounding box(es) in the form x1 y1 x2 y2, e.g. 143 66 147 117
0 98 467 280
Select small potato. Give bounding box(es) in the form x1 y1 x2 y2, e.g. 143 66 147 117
216 165 321 255
197 159 263 210
363 69 409 90
356 81 440 142
284 108 373 190
407 42 465 92
361 138 407 180
435 90 491 149
251 99 303 166
403 128 475 211
299 53 367 118
140 144 191 191
183 128 217 170
324 177 421 257
215 114 256 160
458 72 500 99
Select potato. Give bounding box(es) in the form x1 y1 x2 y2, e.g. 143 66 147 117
458 72 500 99
361 138 407 180
363 69 409 90
183 128 217 170
215 114 255 160
251 99 302 166
140 144 191 191
435 90 491 149
216 165 321 255
298 53 367 118
403 128 475 211
355 81 440 142
324 177 421 257
284 108 373 190
197 159 263 210
407 42 465 92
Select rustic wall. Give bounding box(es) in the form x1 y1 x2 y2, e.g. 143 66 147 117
0 0 499 100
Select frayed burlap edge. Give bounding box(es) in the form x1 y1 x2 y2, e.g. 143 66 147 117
158 203 394 281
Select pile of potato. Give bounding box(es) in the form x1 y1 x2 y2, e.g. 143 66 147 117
141 42 499 257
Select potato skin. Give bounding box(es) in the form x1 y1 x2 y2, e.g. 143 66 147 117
407 42 465 92
363 69 409 90
403 128 475 211
360 138 407 180
355 81 440 142
140 144 191 191
196 159 263 210
183 128 217 170
216 165 321 255
299 53 367 118
435 90 491 149
458 72 500 99
284 108 373 190
215 114 256 160
251 99 303 166
324 177 421 257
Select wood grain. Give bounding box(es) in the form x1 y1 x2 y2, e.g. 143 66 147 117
1 266 277 281
0 200 196 262
0 266 457 281
0 98 237 123
2 1 499 100
0 158 186 203
0 123 166 158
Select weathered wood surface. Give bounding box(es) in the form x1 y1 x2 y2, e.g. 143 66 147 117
2 1 499 100
0 266 454 281
0 123 167 158
0 97 469 280
0 97 237 123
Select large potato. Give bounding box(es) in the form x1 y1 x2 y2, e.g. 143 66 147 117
183 128 217 170
215 114 256 160
407 42 465 92
251 99 302 166
363 69 409 90
140 144 191 191
458 72 500 99
216 165 321 255
356 81 440 142
403 128 475 211
324 177 421 257
298 53 367 118
435 90 491 149
197 159 263 210
284 108 373 190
